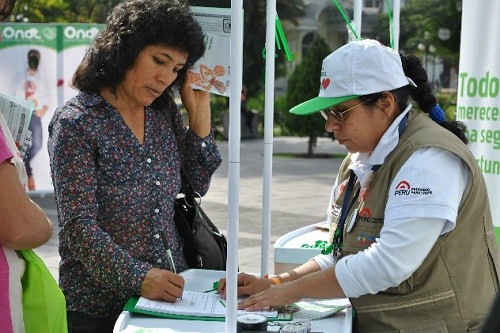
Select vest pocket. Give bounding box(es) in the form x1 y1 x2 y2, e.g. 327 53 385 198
400 320 448 333
354 290 461 332
485 226 500 289
466 322 481 332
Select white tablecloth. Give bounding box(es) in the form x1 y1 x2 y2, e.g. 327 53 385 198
114 269 352 333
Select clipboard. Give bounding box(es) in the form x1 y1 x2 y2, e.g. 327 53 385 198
123 297 292 322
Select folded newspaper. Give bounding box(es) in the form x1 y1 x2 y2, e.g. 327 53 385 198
0 92 33 158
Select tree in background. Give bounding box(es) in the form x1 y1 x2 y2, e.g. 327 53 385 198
243 0 305 97
283 37 331 156
377 0 461 82
8 0 304 98
10 0 124 23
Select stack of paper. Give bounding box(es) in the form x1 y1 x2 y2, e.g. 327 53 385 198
135 291 278 319
292 298 350 321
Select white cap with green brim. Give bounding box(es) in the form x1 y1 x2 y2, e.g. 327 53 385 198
289 39 416 116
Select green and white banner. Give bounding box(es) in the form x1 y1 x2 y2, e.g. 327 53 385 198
0 23 102 192
57 24 102 104
457 0 500 238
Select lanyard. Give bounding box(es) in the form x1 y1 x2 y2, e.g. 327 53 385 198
333 170 359 257
331 113 409 258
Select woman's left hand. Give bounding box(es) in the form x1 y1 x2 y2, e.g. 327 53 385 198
237 283 301 311
180 78 211 138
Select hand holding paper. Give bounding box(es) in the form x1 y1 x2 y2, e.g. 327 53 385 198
135 291 278 318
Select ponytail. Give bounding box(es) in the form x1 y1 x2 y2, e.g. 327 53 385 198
399 53 468 144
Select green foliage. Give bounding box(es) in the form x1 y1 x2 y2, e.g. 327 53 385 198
283 37 331 155
247 92 265 116
209 92 266 139
210 95 229 139
246 92 291 136
10 0 119 23
274 95 290 135
242 0 305 97
436 91 457 120
10 0 67 22
209 92 293 138
8 0 305 105
377 0 461 68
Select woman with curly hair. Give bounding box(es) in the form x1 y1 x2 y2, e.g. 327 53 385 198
48 0 221 331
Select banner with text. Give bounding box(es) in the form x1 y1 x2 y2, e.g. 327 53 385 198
458 0 500 235
0 23 103 192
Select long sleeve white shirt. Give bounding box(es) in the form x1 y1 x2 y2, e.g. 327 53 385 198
313 106 469 297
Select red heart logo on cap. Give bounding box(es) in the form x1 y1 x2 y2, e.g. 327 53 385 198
322 78 330 89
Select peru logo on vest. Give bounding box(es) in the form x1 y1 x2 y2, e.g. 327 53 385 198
394 180 433 196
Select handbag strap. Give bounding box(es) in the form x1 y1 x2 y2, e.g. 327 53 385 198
160 106 198 198
179 169 198 197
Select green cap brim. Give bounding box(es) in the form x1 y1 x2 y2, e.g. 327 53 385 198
289 95 359 116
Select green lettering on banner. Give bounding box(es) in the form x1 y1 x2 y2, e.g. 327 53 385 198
60 24 102 50
458 71 500 98
457 105 500 121
476 155 500 175
0 24 57 49
0 23 103 51
459 0 500 253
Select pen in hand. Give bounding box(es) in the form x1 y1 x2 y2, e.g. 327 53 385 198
166 249 177 274
160 231 177 274
160 231 182 300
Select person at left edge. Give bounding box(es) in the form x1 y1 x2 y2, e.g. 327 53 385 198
48 0 222 331
1 1 54 332
12 48 50 191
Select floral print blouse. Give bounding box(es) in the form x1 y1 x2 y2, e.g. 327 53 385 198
48 92 221 319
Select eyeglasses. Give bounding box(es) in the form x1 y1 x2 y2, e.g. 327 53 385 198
320 98 373 121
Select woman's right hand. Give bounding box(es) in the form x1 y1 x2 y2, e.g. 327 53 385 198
140 268 184 302
217 272 274 300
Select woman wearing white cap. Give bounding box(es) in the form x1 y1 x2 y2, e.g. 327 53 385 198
219 39 499 332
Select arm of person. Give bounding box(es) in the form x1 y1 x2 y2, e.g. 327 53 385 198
36 105 49 118
240 147 468 309
140 268 185 302
0 160 52 249
336 147 468 297
169 91 222 196
217 258 323 299
238 267 345 311
336 216 448 297
221 174 340 302
179 78 211 138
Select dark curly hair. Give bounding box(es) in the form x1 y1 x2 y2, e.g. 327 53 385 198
0 0 15 21
73 0 205 107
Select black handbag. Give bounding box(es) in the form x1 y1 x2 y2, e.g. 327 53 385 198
174 170 227 270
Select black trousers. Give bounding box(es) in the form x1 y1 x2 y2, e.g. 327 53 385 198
67 311 116 333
